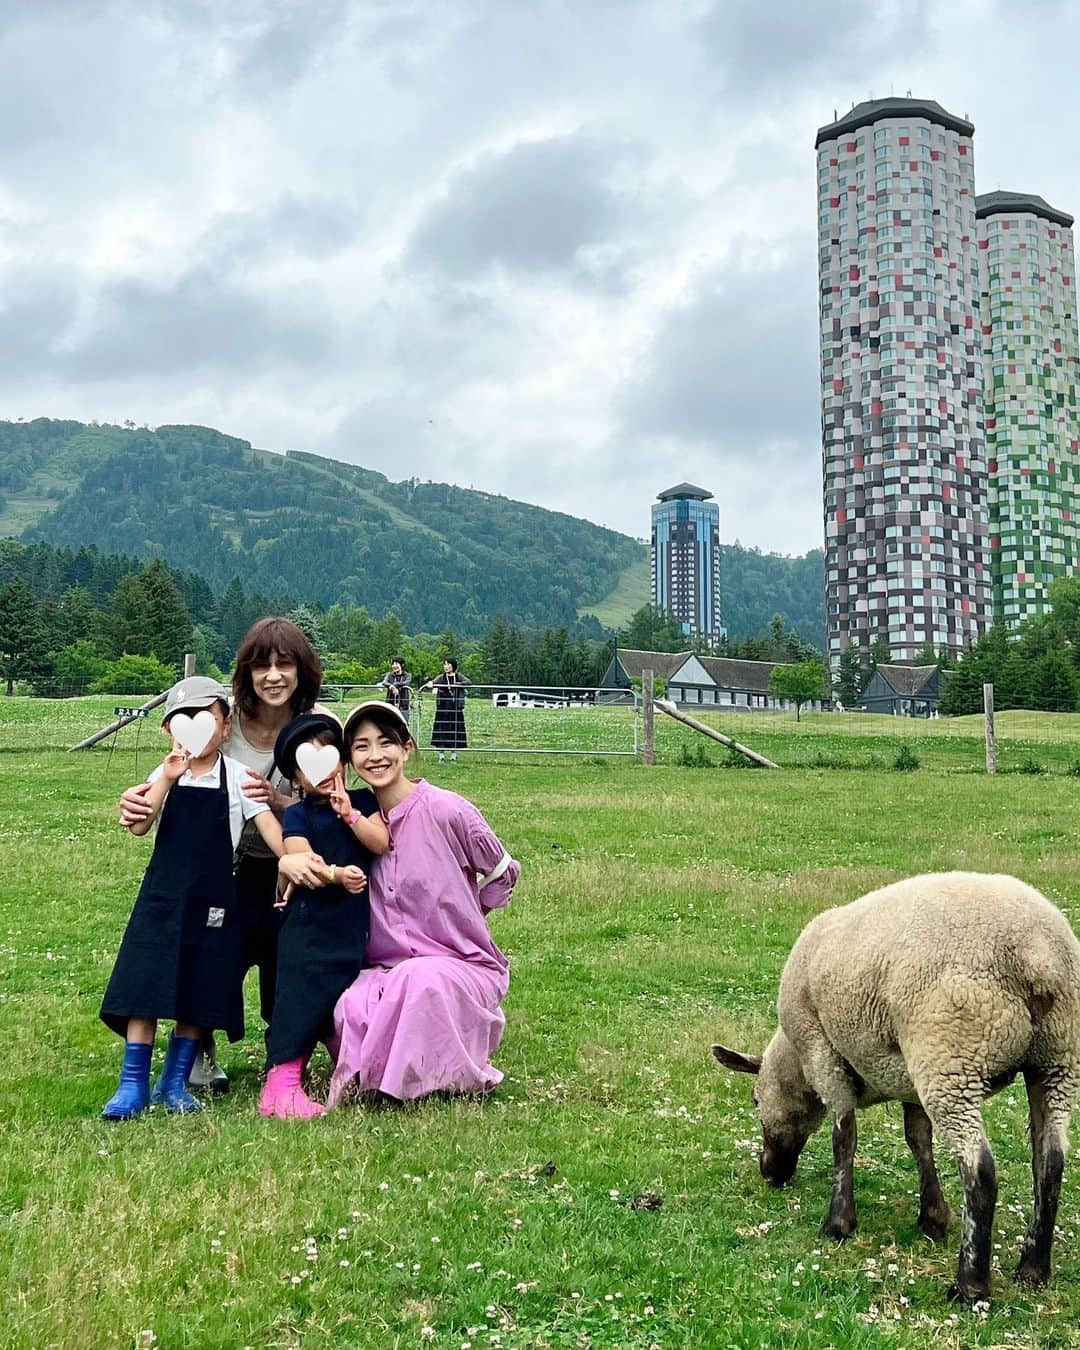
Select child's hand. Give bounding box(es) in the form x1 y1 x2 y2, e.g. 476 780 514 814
162 748 190 783
328 773 352 819
118 781 154 827
340 865 367 894
280 851 329 889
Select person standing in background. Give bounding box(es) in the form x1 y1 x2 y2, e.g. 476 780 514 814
379 657 411 715
423 658 470 762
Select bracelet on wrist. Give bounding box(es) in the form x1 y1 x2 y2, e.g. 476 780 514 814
345 809 360 827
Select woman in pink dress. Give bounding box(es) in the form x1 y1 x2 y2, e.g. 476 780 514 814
326 700 519 1104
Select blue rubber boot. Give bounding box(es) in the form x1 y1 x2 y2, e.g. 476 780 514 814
101 1042 152 1121
152 1034 203 1114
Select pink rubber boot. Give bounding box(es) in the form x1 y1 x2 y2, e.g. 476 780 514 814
259 1058 327 1119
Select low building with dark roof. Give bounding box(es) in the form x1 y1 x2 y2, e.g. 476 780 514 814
669 654 828 713
856 664 942 717
600 648 692 698
602 647 830 713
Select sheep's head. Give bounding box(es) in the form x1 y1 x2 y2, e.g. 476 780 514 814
713 1029 826 1186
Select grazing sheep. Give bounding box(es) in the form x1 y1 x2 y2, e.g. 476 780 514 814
713 872 1080 1303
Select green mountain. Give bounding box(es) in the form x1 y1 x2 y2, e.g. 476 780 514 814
0 418 824 640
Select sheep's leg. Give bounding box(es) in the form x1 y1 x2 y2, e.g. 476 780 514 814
821 1111 857 1241
903 1102 950 1241
930 1108 996 1304
1015 1070 1073 1288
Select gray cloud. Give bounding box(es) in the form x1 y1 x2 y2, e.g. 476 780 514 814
230 0 351 93
405 133 642 279
200 197 365 268
697 0 935 95
0 266 80 375
618 252 820 456
60 269 335 380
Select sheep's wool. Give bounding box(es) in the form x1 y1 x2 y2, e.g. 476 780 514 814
779 871 1080 1123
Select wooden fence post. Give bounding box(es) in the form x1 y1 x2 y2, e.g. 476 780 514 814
983 682 996 775
642 668 655 765
183 652 196 678
654 700 779 768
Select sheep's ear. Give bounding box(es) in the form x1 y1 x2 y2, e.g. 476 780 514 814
712 1044 762 1075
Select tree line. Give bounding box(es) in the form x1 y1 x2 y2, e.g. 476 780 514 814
0 539 828 699
939 576 1080 715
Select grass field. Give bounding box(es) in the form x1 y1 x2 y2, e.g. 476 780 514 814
577 553 651 630
4 697 1080 1347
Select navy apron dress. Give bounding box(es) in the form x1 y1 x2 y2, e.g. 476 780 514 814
101 760 245 1041
266 795 371 1066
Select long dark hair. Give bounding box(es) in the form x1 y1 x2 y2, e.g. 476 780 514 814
233 617 322 720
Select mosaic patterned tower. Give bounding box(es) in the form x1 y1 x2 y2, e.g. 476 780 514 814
976 192 1080 626
816 98 991 668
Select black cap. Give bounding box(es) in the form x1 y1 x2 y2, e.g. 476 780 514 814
273 712 344 780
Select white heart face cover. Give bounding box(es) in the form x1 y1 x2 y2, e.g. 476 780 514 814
295 742 340 787
170 710 218 757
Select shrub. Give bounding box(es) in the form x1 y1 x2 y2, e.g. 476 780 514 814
51 640 107 691
677 741 715 768
91 653 177 695
810 751 853 769
1014 756 1044 776
321 659 381 686
893 744 920 772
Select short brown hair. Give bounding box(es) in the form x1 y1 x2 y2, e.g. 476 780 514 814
232 617 322 720
344 700 415 753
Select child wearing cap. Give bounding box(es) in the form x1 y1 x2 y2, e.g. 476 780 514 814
261 712 388 1119
100 677 285 1120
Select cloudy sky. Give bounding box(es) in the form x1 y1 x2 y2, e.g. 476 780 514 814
1 0 1077 553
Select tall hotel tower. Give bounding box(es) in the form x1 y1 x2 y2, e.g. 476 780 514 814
976 192 1079 626
651 483 722 644
816 98 990 666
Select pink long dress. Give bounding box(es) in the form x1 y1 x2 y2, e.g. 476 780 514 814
328 780 519 1104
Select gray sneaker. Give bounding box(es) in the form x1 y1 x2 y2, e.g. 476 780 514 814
188 1044 229 1095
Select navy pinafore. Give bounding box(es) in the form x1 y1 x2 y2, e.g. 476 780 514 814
101 758 245 1041
266 791 375 1066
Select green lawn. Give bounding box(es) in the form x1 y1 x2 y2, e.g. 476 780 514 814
3 698 1080 1347
577 553 651 630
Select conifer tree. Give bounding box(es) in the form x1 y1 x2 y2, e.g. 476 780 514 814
140 558 194 667
288 605 324 654
1032 649 1078 712
834 648 861 706
0 578 48 695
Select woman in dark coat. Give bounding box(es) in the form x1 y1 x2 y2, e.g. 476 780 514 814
423 658 470 761
379 657 411 715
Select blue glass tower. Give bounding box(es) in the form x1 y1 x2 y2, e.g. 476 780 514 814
651 483 722 643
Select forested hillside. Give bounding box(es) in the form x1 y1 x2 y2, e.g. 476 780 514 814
4 420 639 634
718 543 824 647
1 418 824 641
